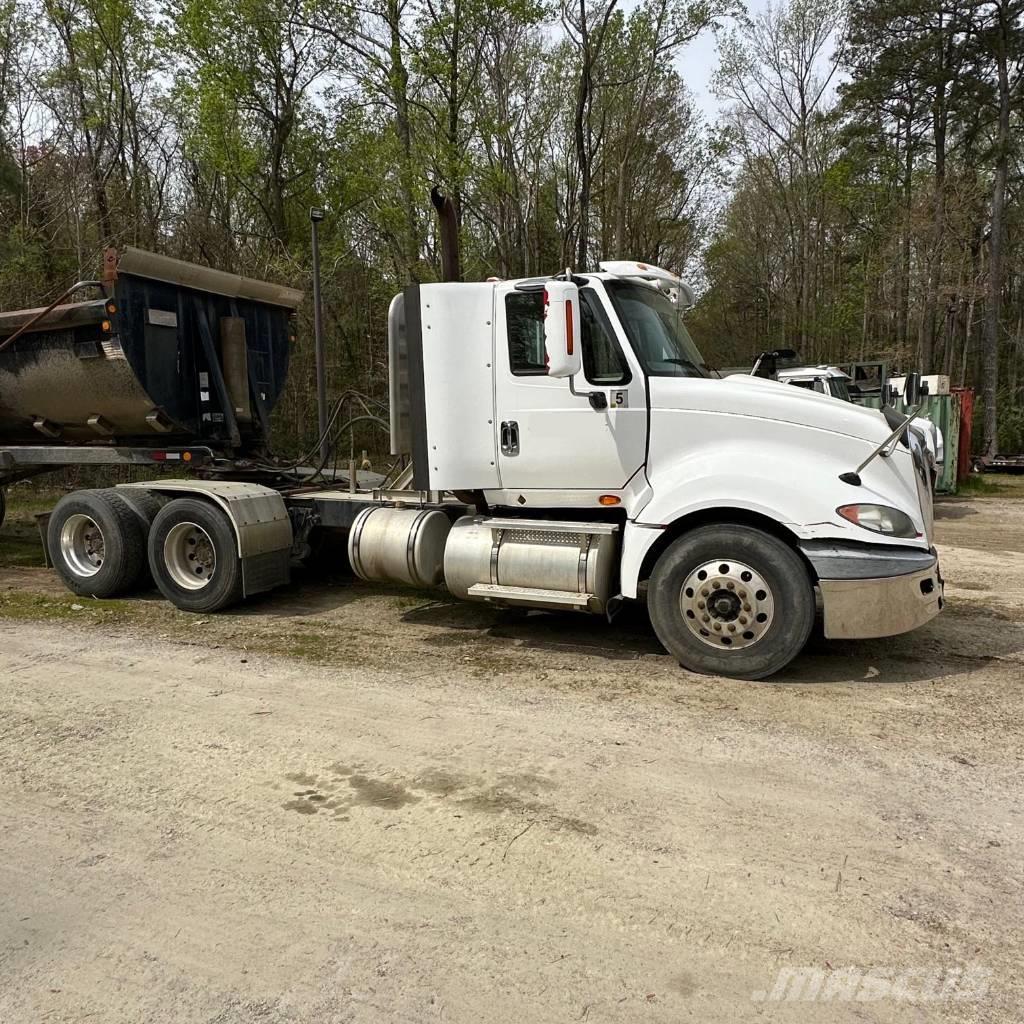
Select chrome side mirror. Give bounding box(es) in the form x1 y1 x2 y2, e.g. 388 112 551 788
543 280 582 379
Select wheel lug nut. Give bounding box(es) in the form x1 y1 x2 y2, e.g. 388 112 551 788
713 623 721 631
702 615 710 623
743 603 751 612
726 581 735 590
728 624 736 632
739 616 747 625
697 601 705 609
701 588 709 597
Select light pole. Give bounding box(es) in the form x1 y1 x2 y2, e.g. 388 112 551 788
310 206 328 466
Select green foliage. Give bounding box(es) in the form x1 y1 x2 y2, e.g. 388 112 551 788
0 0 1020 452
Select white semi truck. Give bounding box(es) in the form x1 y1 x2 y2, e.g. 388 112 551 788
10 253 944 679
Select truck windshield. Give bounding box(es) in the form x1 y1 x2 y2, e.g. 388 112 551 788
605 280 711 378
830 377 852 402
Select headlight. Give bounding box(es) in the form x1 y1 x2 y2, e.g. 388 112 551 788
837 504 920 538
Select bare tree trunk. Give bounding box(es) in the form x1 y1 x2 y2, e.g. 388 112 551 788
982 0 1014 459
922 112 946 372
388 0 419 281
897 108 914 350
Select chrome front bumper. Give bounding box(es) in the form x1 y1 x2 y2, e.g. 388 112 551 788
818 558 944 640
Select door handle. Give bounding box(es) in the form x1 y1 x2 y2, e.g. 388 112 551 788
500 420 520 456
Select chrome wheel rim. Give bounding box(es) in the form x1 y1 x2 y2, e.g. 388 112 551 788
60 514 105 577
680 559 775 650
164 522 216 591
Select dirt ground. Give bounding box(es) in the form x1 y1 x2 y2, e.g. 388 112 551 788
0 479 1022 1023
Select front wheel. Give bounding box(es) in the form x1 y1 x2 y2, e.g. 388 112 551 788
148 498 244 613
648 524 815 680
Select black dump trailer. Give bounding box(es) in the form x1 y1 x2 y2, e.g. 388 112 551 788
0 248 301 494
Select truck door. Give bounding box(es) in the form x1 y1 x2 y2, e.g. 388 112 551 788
493 284 647 493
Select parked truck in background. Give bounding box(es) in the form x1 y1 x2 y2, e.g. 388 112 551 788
1 252 944 679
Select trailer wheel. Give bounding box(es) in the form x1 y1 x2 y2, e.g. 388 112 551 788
47 489 148 598
148 498 243 613
648 524 814 680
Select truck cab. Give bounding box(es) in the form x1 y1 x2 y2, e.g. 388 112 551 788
389 260 943 677
777 365 856 401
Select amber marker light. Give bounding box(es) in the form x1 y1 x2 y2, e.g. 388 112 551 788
598 495 621 506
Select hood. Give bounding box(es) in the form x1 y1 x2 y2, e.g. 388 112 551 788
649 374 891 445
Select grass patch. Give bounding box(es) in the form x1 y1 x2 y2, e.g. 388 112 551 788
2 483 65 520
0 591 142 623
957 475 1004 495
0 529 46 567
1 484 62 569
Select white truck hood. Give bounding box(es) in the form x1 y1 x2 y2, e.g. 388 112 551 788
649 374 893 446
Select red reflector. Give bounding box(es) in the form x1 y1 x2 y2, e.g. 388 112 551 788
565 300 574 355
151 452 167 461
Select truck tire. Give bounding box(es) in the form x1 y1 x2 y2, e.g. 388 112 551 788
111 488 167 530
148 497 244 613
47 489 148 598
648 524 814 680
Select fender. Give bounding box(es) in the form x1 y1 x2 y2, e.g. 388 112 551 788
118 479 292 596
618 413 927 598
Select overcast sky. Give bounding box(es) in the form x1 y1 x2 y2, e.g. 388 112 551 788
664 0 772 120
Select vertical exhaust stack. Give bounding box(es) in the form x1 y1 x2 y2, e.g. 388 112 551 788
431 186 461 283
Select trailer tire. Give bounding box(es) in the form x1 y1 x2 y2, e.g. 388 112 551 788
148 498 243 613
47 489 148 598
648 524 814 680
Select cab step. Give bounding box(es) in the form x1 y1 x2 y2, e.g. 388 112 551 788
467 583 593 607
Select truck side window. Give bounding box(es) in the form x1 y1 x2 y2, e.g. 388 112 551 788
505 290 630 384
581 292 630 385
506 292 547 375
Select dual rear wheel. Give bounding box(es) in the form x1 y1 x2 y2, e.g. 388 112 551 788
47 490 242 612
147 498 243 612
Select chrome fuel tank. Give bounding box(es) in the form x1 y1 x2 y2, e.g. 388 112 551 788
348 506 451 588
444 516 617 613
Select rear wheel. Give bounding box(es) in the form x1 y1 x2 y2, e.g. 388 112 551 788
648 524 814 680
148 498 243 613
47 489 148 597
113 488 168 530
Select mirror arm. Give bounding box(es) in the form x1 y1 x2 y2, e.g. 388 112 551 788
568 374 607 409
839 403 925 486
